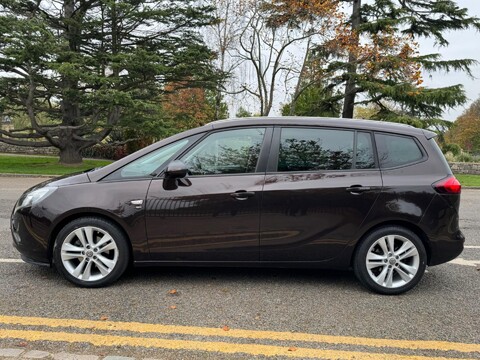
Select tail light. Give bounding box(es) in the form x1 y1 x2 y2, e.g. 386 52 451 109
433 176 461 194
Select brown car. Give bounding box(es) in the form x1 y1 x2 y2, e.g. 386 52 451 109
11 117 464 294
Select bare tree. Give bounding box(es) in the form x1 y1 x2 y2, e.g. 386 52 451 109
228 0 340 116
207 0 247 119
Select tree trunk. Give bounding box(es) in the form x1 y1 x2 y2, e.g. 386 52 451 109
62 0 81 127
59 144 83 165
342 0 361 119
290 38 312 116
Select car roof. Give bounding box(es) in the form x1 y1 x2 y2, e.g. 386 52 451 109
207 116 433 137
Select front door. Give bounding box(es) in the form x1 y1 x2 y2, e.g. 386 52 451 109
146 127 269 261
260 127 382 262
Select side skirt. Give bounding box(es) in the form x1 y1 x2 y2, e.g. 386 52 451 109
133 260 349 270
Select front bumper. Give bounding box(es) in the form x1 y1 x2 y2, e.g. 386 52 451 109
20 254 50 267
11 205 51 266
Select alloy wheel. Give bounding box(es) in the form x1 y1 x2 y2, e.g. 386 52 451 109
60 226 119 282
365 235 420 289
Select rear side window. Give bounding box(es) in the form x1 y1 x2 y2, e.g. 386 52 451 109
375 133 424 168
278 128 354 171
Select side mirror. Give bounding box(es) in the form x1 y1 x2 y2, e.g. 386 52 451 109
164 160 188 179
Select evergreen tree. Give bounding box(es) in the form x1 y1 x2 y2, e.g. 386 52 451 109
235 106 253 118
336 0 480 123
282 84 342 117
0 0 220 164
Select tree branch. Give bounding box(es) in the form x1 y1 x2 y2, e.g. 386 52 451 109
0 137 52 147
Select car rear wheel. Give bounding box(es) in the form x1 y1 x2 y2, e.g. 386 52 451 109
353 226 427 295
53 217 129 287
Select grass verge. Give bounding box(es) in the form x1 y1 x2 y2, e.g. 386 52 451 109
1 154 479 186
0 154 112 176
455 174 480 187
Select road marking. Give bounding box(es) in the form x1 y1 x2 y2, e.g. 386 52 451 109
464 246 480 249
449 258 480 267
0 258 23 263
0 315 479 354
0 329 476 360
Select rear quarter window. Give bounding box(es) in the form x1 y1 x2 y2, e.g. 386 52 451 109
375 133 424 168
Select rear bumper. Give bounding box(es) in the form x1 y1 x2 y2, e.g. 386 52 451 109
428 230 464 266
419 194 464 266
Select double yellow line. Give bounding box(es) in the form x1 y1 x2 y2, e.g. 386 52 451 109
0 315 478 359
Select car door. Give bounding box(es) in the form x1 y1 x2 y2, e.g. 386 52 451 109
260 127 382 262
146 127 271 262
99 136 203 261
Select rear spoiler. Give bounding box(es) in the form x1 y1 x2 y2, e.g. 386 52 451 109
422 129 437 140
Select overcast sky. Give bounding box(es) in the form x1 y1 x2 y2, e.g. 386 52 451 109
420 0 480 121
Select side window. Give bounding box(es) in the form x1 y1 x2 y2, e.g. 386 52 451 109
180 128 266 175
278 127 354 171
356 132 375 169
375 133 424 168
104 138 193 180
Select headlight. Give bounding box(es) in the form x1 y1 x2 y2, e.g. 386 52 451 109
18 187 57 208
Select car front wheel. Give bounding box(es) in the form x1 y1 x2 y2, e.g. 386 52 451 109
53 217 129 287
353 226 427 295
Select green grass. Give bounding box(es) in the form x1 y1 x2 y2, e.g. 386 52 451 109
1 154 479 186
455 174 480 187
0 154 112 176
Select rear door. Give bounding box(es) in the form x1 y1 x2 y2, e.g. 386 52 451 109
260 127 382 262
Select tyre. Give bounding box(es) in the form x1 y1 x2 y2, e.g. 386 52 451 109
353 226 427 295
53 217 130 287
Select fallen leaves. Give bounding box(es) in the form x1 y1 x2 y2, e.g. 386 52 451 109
167 289 179 309
288 346 298 352
222 325 230 331
100 316 108 321
17 341 28 347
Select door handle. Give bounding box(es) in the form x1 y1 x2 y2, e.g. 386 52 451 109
129 199 144 209
230 191 255 200
346 185 371 194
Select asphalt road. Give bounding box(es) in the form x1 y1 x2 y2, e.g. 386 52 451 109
0 176 479 359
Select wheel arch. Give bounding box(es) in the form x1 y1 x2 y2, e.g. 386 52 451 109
351 220 431 266
48 211 134 265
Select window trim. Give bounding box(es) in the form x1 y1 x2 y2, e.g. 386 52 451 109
267 125 377 174
374 132 428 170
